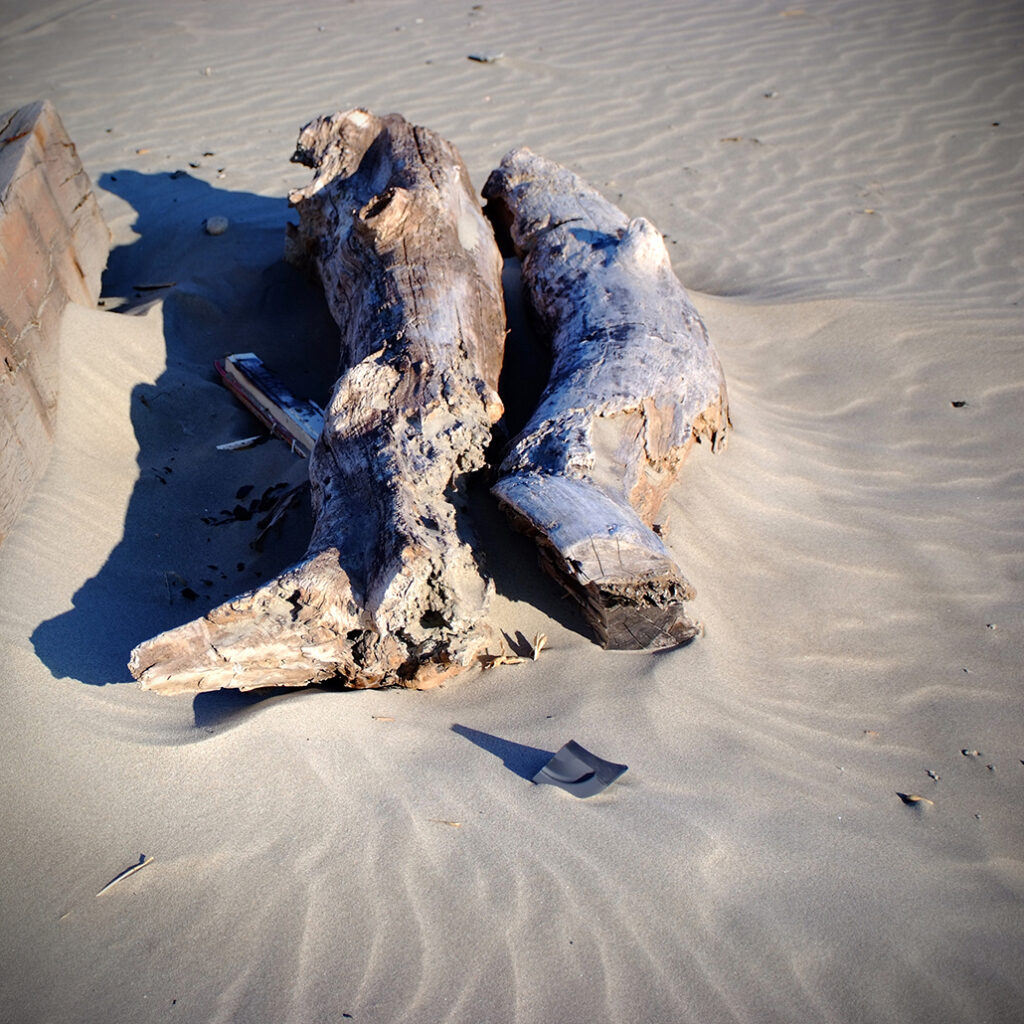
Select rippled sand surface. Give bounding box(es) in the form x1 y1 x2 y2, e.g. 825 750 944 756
1 2 1022 1022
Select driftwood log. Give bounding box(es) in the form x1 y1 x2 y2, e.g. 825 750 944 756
483 148 729 650
129 110 506 693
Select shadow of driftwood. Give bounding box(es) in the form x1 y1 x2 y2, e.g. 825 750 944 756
31 169 340 685
31 168 587 689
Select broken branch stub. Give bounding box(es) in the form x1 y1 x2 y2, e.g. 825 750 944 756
483 147 729 651
129 110 506 693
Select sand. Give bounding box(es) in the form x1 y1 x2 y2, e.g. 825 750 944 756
1 1 1022 1021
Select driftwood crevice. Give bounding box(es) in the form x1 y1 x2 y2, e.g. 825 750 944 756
129 110 506 693
483 147 729 650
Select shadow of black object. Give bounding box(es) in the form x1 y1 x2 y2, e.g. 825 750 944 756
31 170 341 685
451 724 553 782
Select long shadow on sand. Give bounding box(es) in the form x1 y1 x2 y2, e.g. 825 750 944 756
31 168 579 702
451 724 553 781
30 169 341 689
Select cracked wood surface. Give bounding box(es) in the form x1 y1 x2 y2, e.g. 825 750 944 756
483 147 729 650
130 110 505 693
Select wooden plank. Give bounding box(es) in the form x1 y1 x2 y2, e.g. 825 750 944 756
216 352 325 457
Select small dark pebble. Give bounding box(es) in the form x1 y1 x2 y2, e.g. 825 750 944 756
951 400 967 408
180 587 199 601
236 484 254 500
237 562 245 572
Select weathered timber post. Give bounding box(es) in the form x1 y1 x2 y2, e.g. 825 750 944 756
1 101 109 547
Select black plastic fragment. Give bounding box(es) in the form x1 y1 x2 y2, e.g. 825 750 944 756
532 740 627 798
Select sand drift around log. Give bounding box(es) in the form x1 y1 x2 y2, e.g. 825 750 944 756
128 111 728 694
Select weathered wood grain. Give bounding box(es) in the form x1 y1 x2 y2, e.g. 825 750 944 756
483 147 729 650
130 110 506 693
0 100 109 547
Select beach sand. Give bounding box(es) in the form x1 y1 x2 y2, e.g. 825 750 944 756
1 1 1022 1021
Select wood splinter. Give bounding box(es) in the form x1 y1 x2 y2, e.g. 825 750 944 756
129 110 506 693
483 147 729 650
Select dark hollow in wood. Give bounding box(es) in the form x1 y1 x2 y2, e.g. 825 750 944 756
483 147 729 650
129 110 506 693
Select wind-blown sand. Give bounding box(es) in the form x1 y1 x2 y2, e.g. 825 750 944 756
1 1 1022 1022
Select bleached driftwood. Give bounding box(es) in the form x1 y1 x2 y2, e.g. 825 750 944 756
483 147 729 650
129 110 506 693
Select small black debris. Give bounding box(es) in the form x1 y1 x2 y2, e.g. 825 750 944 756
533 740 627 798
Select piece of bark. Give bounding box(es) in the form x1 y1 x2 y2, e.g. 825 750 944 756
0 100 109 547
130 110 505 693
483 147 729 651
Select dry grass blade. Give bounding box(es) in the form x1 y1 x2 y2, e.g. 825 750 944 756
479 640 527 670
96 855 153 896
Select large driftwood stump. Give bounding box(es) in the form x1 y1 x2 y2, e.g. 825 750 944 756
483 147 729 650
1 100 109 547
130 110 505 693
